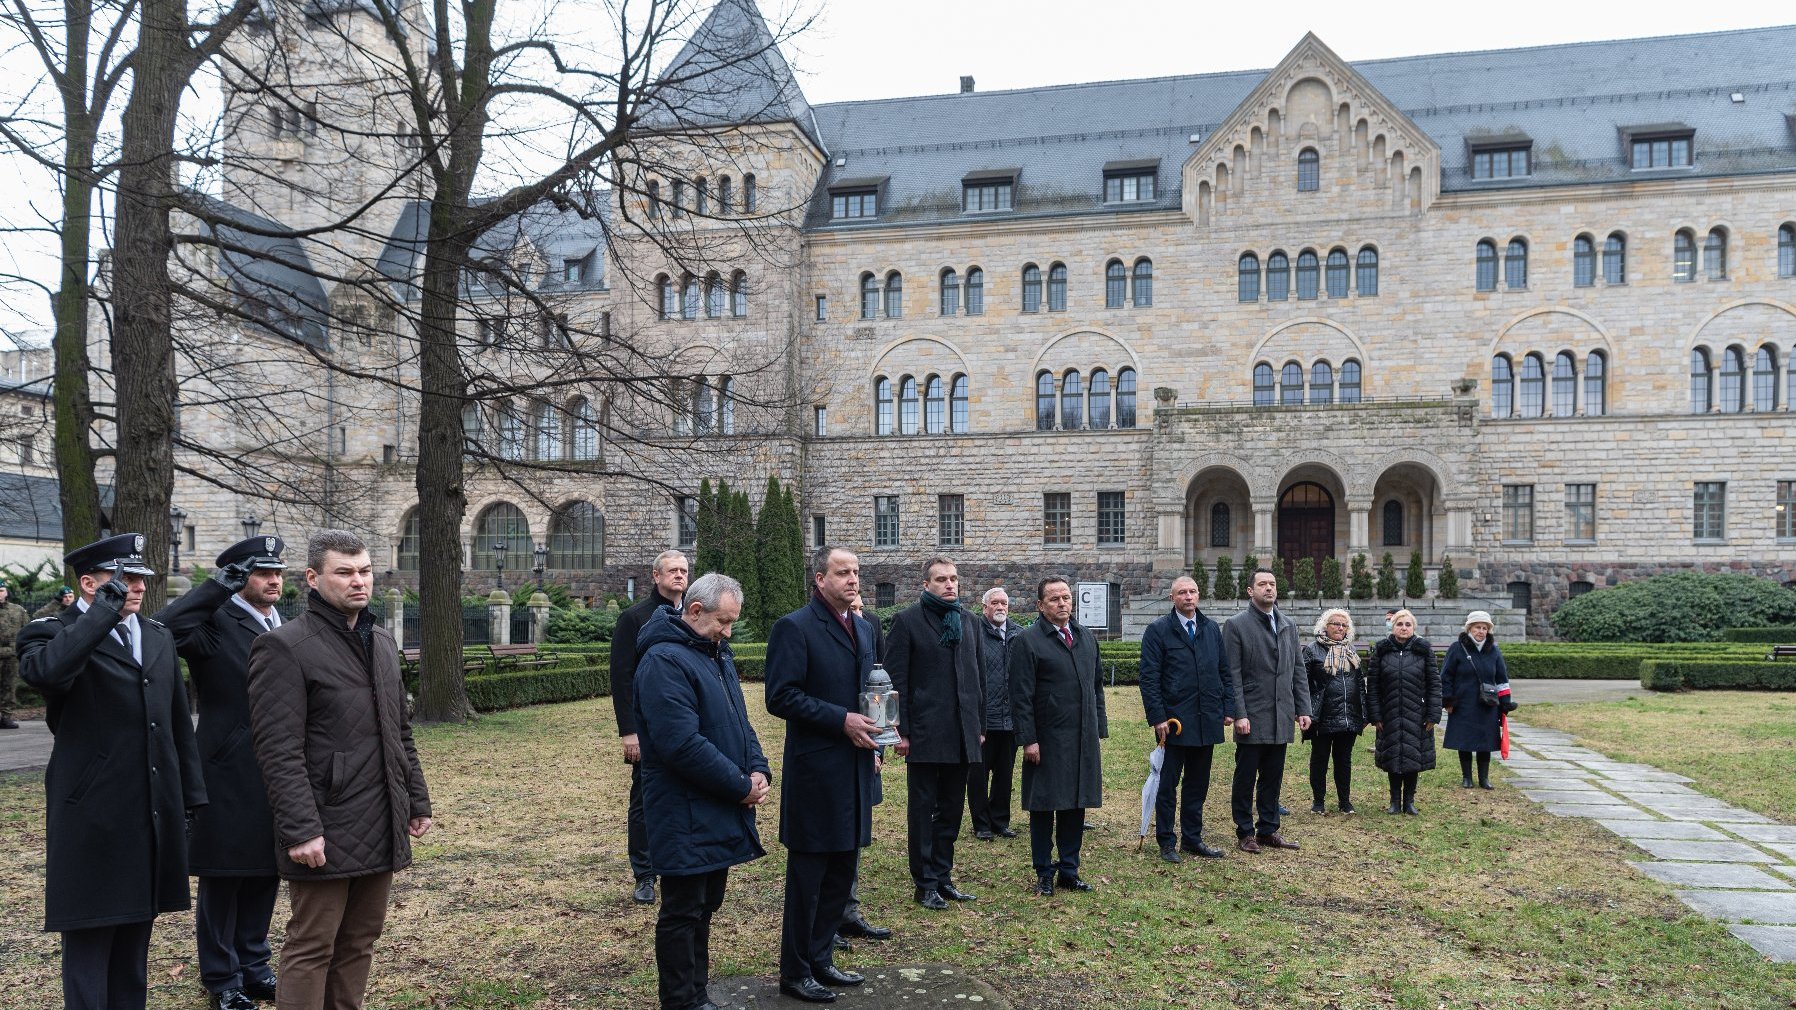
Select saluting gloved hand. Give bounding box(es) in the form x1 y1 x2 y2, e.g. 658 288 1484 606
93 563 131 610
212 561 254 593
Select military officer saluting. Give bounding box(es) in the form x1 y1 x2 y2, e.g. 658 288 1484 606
18 533 207 1010
154 536 288 1010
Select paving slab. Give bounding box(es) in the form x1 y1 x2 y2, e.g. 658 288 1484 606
1530 748 1611 761
1501 760 1593 775
712 966 1008 1009
1724 825 1796 845
1597 820 1729 841
1606 782 1701 798
1724 925 1796 963
1677 889 1796 924
1633 839 1777 863
1523 789 1625 805
0 720 52 773
1543 802 1655 820
1761 843 1796 863
1641 803 1773 824
1630 862 1791 890
1506 778 1604 792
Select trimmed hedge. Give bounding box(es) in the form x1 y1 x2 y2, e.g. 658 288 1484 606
466 662 611 710
1722 627 1796 644
1641 659 1796 691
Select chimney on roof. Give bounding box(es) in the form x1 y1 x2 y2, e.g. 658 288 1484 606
960 76 975 94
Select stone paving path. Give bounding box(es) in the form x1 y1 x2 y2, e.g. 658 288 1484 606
1505 721 1796 962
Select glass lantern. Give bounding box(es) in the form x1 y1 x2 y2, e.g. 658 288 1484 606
860 663 901 747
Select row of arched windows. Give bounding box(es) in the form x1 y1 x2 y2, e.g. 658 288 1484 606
1251 359 1364 406
646 173 756 219
1035 367 1139 431
862 260 1155 320
1478 224 1796 291
1691 344 1793 414
656 271 748 320
1238 247 1378 302
396 501 605 572
462 397 603 462
1491 351 1606 418
874 374 969 435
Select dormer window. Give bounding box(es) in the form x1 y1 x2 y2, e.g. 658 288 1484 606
962 171 1016 213
831 189 878 220
563 258 585 283
1103 160 1158 203
1471 144 1531 180
1630 132 1692 169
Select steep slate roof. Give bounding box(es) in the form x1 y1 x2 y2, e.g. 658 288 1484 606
189 194 332 347
805 24 1796 230
643 0 824 151
375 197 612 302
0 474 114 543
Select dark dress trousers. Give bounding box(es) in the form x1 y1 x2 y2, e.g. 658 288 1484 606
1138 609 1234 849
611 589 678 886
19 601 206 1010
885 601 983 892
1221 606 1311 838
154 581 281 995
968 619 1019 835
1008 620 1106 875
764 596 877 982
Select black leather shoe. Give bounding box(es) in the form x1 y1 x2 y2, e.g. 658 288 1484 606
1188 841 1225 859
1160 845 1182 863
817 965 865 987
0 716 19 729
914 888 949 910
242 976 277 1001
1338 800 1356 815
1479 780 1494 790
632 878 656 905
997 826 1018 838
1055 874 1093 892
939 883 977 902
1310 800 1326 814
1461 775 1475 789
975 829 994 840
832 932 851 952
209 990 256 1010
779 977 837 1003
1033 874 1055 897
838 915 891 940
1403 802 1420 816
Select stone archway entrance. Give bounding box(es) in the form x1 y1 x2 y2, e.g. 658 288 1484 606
1277 481 1335 580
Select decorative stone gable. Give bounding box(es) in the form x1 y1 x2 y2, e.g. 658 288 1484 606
1182 34 1440 228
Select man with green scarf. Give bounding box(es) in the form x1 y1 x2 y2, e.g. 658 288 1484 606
885 558 985 910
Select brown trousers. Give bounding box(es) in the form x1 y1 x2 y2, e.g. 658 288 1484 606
277 872 392 1010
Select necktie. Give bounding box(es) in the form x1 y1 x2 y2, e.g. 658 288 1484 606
263 616 275 632
1060 626 1073 648
1185 619 1197 640
116 623 133 659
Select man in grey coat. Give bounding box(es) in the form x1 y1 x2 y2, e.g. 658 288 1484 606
968 586 1020 841
1221 567 1311 854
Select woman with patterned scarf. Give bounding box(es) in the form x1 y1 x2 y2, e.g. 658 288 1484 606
1303 608 1367 814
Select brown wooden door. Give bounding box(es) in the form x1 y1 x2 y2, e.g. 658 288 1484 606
1277 482 1335 582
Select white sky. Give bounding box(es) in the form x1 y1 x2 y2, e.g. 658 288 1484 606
2 0 1792 332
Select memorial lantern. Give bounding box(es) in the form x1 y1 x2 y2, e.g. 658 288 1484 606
860 662 901 747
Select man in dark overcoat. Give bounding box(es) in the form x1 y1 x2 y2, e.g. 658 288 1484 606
886 557 984 909
968 586 1020 841
1138 575 1234 862
633 573 770 1010
764 546 880 1004
154 536 289 1010
19 533 207 1010
610 549 689 905
836 598 890 946
1008 576 1106 897
1221 567 1312 853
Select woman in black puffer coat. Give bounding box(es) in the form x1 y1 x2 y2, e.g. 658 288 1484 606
1303 608 1365 814
1365 609 1441 815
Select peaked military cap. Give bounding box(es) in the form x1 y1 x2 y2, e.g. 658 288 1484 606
65 532 157 576
217 535 287 570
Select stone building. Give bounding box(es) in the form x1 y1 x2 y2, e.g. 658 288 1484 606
156 0 1796 635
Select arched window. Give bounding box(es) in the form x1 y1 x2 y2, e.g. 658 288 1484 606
1088 369 1111 429
1781 224 1796 278
1021 264 1041 312
1674 229 1697 282
1209 502 1231 547
1117 368 1138 428
1505 238 1528 289
965 267 985 315
461 402 484 451
1475 240 1497 291
717 175 732 212
924 375 946 433
571 397 599 460
719 376 736 434
1603 232 1626 284
898 375 920 434
1552 352 1576 417
1047 262 1068 311
884 271 903 318
875 376 894 435
1297 147 1320 192
1238 253 1261 302
940 268 960 315
1132 258 1153 307
1105 259 1126 308
681 274 699 320
1584 352 1606 417
496 401 525 459
1719 346 1745 413
1690 348 1713 413
695 177 708 215
657 274 674 318
1704 227 1728 280
950 374 969 433
1325 248 1349 298
1491 355 1514 417
548 501 604 569
705 272 724 318
1296 250 1319 300
533 400 561 459
1253 362 1276 406
1754 346 1779 412
1310 360 1334 405
472 502 530 571
1382 499 1404 546
860 272 878 319
731 271 748 316
396 508 420 571
1518 353 1545 417
1356 246 1379 296
1339 359 1362 403
742 173 756 212
1035 371 1055 430
671 180 685 216
1060 369 1083 430
1267 251 1290 301
1280 361 1304 405
1573 234 1595 287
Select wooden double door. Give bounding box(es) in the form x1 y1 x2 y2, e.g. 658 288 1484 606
1276 481 1335 581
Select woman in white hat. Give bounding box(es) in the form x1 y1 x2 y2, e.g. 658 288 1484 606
1440 610 1508 788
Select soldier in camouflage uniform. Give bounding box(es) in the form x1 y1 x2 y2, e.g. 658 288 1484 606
0 582 31 728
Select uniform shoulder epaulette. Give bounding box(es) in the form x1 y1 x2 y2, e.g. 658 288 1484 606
144 617 166 627
30 615 57 622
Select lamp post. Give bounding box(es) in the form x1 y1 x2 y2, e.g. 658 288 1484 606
533 542 547 591
493 539 507 590
168 506 187 574
241 515 261 539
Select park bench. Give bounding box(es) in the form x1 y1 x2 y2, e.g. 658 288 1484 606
488 643 558 669
1767 645 1796 661
399 647 485 673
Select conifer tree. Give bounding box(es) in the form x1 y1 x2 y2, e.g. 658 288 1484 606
1239 553 1260 599
1212 557 1235 602
1293 557 1317 601
1437 556 1461 599
1320 557 1344 599
1349 553 1374 600
1377 552 1399 599
1191 559 1208 600
1405 549 1427 598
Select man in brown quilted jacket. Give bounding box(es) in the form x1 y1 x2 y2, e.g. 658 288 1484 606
248 530 431 1010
